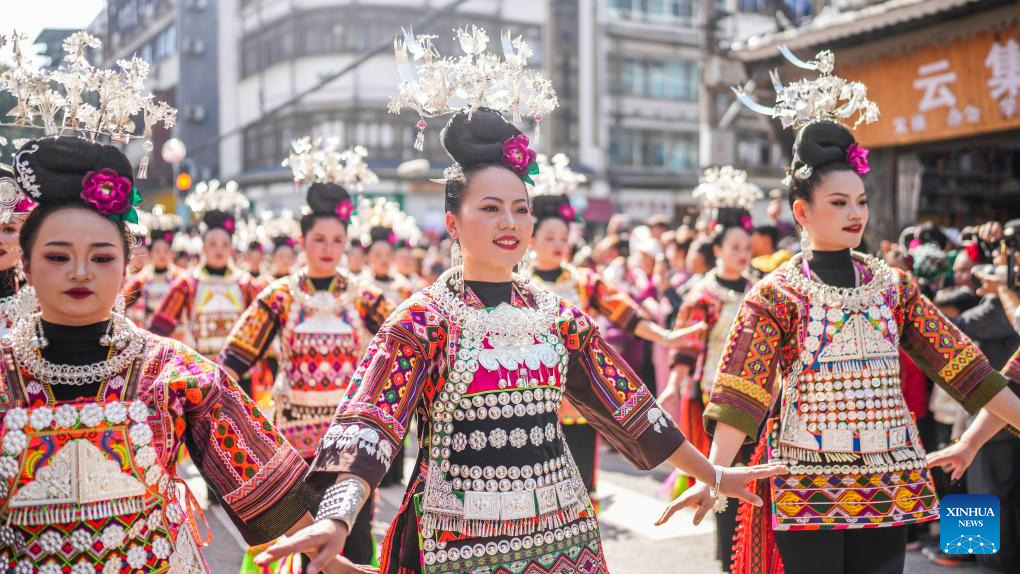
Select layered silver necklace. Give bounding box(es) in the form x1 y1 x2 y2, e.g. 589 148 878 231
10 313 145 386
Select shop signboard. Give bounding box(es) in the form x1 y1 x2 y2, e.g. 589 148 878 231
840 23 1020 148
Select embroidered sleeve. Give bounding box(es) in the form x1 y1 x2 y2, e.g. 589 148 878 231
703 281 788 442
560 301 684 470
219 281 288 377
355 286 394 334
581 268 644 334
670 293 712 369
168 342 314 545
306 297 443 489
896 270 1008 414
123 274 145 308
1003 348 1020 438
148 276 192 337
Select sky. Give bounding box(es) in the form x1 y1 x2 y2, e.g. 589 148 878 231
6 1 105 47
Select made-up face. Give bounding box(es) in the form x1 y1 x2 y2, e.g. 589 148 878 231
794 170 869 252
446 166 533 280
530 217 569 270
301 216 346 278
203 228 233 268
26 207 126 326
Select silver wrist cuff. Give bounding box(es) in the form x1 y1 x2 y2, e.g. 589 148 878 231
316 479 368 530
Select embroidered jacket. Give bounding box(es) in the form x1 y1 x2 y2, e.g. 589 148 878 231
219 271 392 458
0 333 314 573
531 264 646 424
706 254 1008 531
148 267 262 358
124 265 185 328
307 281 683 574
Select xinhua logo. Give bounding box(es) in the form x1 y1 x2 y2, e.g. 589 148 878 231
940 494 1000 555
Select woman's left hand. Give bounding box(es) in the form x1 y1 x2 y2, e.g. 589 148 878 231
662 322 707 348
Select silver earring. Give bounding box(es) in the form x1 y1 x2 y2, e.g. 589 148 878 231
101 294 128 347
515 248 533 284
800 230 813 262
33 315 48 350
450 240 463 269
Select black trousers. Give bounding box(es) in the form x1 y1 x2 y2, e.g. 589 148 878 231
774 526 907 574
966 434 1020 574
562 423 598 492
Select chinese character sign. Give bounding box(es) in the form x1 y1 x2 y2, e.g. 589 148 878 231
840 25 1020 148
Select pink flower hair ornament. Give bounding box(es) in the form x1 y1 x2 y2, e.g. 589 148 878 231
846 143 870 175
557 201 580 223
80 168 142 223
223 218 236 233
501 135 540 185
334 199 354 223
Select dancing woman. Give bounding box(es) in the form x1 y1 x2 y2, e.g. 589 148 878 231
255 26 784 574
0 166 34 336
123 205 184 329
659 48 1020 574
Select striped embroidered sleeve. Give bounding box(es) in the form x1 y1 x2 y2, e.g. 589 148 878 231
1003 347 1020 438
703 282 786 442
581 268 644 334
148 276 192 337
306 297 443 489
560 301 685 470
669 294 711 368
123 273 145 308
355 285 394 334
219 282 288 378
896 270 1008 414
169 342 313 545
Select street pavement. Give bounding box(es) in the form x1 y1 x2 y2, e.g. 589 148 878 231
189 447 981 573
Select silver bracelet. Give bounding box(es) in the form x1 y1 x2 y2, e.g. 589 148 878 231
709 465 728 513
316 479 369 530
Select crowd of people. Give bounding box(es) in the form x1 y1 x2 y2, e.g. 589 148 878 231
1 25 1019 574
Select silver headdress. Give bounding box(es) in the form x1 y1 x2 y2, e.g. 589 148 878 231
390 25 558 151
692 166 763 211
0 30 177 178
185 179 250 220
530 153 587 197
732 46 879 132
283 137 379 195
260 209 301 243
350 197 421 248
140 204 183 233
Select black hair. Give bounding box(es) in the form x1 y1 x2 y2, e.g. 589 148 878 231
532 194 572 236
300 181 352 236
368 226 395 250
14 137 137 263
787 121 859 211
440 107 523 214
203 210 237 235
753 224 780 250
690 237 716 268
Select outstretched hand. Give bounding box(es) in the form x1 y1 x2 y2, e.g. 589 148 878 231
655 463 787 527
662 322 707 348
927 440 977 482
254 519 378 574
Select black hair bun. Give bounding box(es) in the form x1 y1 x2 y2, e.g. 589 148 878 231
15 136 133 205
306 182 351 215
533 194 572 224
149 228 176 245
713 207 752 231
440 107 522 169
369 226 394 246
203 210 236 234
272 235 295 249
792 121 856 171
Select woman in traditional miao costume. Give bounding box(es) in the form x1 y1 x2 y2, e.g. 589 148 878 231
220 138 392 567
254 26 784 574
527 153 705 503
0 42 334 571
659 48 1020 574
357 197 418 306
148 181 263 393
0 165 35 337
656 167 759 573
123 205 184 330
263 211 301 283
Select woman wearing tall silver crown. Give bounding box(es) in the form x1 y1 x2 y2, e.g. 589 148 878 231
0 164 36 337
656 47 1020 574
0 31 329 574
528 153 707 504
253 26 786 574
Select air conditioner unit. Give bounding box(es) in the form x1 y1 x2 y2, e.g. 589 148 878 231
183 38 205 55
185 105 206 122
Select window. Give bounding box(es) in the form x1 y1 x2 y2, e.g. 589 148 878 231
737 131 776 168
610 57 697 100
607 0 695 26
610 128 697 170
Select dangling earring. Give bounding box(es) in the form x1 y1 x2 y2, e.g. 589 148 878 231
450 240 463 269
515 248 533 285
33 315 48 350
800 229 813 262
101 294 127 347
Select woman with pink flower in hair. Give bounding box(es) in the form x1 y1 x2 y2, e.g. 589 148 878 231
148 180 263 369
528 154 706 505
220 140 393 568
123 205 185 330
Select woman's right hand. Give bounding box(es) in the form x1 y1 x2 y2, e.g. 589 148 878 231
656 481 714 526
254 519 377 574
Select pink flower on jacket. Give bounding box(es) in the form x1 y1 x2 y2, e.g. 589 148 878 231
846 143 870 175
335 199 354 222
501 135 537 176
80 168 133 215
